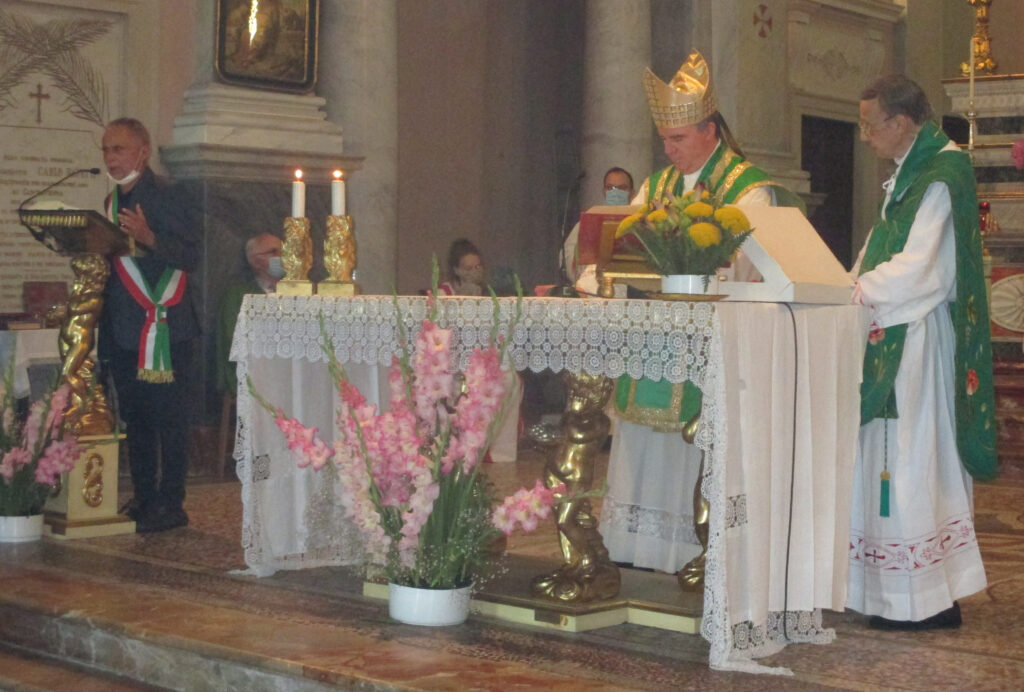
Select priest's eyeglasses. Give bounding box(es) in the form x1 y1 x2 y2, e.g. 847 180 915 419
858 114 896 136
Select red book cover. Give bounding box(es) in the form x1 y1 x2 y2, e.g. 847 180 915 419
578 205 641 265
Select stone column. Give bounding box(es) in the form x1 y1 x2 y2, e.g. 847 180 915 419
581 0 652 209
318 0 398 295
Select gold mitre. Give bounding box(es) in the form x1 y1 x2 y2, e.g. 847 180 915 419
643 51 718 128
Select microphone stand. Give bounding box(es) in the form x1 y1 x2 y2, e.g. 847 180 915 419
19 167 101 214
551 172 585 298
18 168 102 250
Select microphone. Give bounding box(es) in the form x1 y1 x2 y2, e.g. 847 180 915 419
19 167 101 212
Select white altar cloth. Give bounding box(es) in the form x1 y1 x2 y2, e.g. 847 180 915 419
231 294 869 671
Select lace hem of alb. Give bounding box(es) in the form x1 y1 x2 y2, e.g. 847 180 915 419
600 498 699 545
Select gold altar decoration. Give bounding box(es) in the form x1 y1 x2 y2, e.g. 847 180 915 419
44 431 132 539
532 372 621 603
318 214 360 296
676 412 708 591
278 216 315 296
961 0 997 76
55 253 114 436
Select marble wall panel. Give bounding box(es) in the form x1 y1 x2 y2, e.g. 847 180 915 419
0 1 124 313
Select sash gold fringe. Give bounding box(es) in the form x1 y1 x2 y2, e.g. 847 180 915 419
137 368 175 383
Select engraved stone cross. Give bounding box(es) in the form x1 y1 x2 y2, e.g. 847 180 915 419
29 83 50 124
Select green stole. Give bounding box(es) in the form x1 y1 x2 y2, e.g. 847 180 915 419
858 121 997 481
616 145 804 430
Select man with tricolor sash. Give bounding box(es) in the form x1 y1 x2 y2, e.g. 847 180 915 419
98 117 200 533
599 51 804 582
847 75 995 631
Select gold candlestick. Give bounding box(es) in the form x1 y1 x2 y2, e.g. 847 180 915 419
277 216 315 296
960 0 997 76
318 214 359 296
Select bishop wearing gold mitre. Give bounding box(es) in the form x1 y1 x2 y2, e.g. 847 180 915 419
600 52 804 581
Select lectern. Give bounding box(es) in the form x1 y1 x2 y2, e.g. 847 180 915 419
18 206 135 538
19 208 130 257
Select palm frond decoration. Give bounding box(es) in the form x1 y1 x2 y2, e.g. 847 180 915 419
0 10 112 126
47 50 107 127
0 44 44 110
40 19 113 56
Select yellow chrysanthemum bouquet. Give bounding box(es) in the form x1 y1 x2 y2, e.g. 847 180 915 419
614 189 752 279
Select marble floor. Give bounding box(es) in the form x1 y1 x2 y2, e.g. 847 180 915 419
1 447 1023 691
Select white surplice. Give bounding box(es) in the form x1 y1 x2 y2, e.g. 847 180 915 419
847 142 987 621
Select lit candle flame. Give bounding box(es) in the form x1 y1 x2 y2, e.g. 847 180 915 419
333 169 344 181
295 169 303 181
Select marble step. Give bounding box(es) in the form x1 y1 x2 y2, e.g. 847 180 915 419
0 598 346 692
0 642 161 692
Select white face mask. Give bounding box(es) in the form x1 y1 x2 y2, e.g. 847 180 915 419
107 168 140 187
267 256 286 279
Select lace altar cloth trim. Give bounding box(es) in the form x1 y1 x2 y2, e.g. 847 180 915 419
850 514 980 573
232 295 716 386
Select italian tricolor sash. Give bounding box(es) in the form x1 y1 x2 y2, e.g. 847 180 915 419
114 256 186 383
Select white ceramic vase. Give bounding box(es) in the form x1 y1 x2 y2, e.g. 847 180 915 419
661 274 720 295
388 582 472 626
0 514 44 543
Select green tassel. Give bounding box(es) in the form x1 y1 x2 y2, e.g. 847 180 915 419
879 470 890 517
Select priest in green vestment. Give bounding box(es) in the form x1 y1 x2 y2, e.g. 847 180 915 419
847 74 994 631
216 233 283 395
600 51 804 576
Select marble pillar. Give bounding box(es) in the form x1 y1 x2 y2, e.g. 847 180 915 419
581 0 652 209
159 1 356 451
318 0 398 296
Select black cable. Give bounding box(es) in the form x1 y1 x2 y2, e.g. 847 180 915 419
781 302 799 641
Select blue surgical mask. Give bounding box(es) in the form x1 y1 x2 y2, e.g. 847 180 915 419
605 188 630 206
267 256 286 279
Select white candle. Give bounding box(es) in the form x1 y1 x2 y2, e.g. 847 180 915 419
291 169 305 218
331 169 346 216
968 36 975 102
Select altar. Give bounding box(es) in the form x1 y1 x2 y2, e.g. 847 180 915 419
231 294 870 670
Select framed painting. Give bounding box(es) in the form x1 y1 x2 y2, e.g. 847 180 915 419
215 0 319 93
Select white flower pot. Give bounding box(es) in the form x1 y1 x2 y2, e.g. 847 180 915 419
661 274 720 295
0 514 44 543
388 582 471 626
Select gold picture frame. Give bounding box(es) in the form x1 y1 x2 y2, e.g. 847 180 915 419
215 0 319 93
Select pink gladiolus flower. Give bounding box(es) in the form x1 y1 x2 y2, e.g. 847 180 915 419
274 413 334 470
491 480 564 535
0 448 31 482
